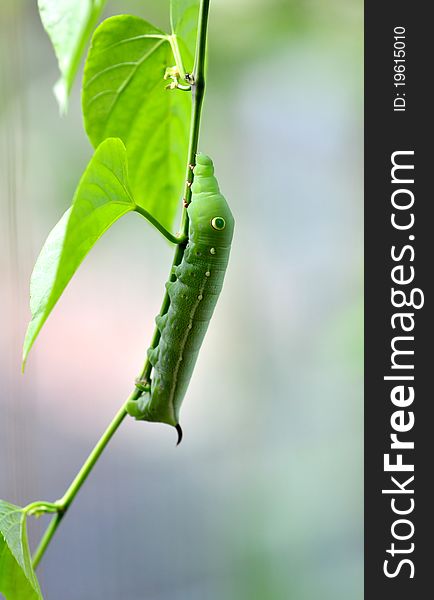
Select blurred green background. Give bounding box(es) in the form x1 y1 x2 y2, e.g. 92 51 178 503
0 1 363 598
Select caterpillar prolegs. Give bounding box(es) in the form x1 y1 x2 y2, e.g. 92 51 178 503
127 154 235 440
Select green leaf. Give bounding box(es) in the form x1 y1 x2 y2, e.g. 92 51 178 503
22 138 135 368
82 15 191 231
38 0 106 113
170 0 200 72
0 501 43 600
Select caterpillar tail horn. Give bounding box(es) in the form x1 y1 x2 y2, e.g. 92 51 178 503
175 424 183 446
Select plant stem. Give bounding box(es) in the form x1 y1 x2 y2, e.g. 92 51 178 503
56 402 131 510
137 0 210 383
32 392 140 569
32 0 211 569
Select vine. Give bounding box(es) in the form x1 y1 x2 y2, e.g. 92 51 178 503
0 2 218 598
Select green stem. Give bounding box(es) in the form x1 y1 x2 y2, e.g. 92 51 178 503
137 0 210 383
56 402 131 510
32 0 211 570
32 392 140 569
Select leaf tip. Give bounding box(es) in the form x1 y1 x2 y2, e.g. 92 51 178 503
22 324 37 374
54 79 68 115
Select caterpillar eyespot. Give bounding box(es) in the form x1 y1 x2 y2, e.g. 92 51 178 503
127 153 235 436
211 216 226 230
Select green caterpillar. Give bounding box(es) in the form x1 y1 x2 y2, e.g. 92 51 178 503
127 154 234 441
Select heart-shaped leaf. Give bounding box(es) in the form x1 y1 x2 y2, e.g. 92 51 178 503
23 138 135 367
0 501 42 600
82 15 191 231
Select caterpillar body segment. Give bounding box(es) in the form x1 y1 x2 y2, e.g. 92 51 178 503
127 154 234 433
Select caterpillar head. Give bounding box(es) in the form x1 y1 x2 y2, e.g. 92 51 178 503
189 154 235 247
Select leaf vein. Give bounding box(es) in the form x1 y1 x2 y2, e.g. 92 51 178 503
83 61 139 89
